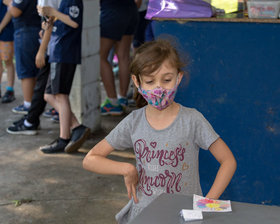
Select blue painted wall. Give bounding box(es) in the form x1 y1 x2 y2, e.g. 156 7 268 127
154 21 280 205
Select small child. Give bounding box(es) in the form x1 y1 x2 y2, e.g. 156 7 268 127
5 0 41 114
0 0 15 103
38 0 90 154
83 40 237 223
6 16 54 135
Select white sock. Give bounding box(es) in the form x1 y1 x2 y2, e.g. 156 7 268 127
24 119 33 127
108 98 119 106
24 101 31 108
118 94 127 100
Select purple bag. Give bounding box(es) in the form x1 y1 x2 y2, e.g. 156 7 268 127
145 0 213 19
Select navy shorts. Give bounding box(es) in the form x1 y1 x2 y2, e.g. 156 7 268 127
100 4 139 41
14 26 40 79
45 63 77 95
133 10 150 48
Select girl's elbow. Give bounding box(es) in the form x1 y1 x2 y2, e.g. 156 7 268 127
82 155 92 170
229 156 237 175
232 157 237 172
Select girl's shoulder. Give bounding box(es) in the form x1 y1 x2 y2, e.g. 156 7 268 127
179 104 206 122
180 104 201 116
127 106 145 119
119 106 146 124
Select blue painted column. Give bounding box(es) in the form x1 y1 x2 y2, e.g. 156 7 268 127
153 20 280 205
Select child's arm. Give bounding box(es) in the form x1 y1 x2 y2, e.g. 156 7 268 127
135 0 142 8
38 6 78 28
4 0 22 18
206 138 237 199
35 19 53 68
83 139 139 203
0 11 12 33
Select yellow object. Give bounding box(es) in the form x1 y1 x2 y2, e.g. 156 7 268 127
206 203 220 209
211 0 239 13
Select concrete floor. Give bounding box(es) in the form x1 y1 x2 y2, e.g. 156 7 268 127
0 73 135 224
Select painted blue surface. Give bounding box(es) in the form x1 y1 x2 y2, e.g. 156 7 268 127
154 21 280 205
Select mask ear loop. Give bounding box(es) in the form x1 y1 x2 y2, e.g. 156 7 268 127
137 76 143 92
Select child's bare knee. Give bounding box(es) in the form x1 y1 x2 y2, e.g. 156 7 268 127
44 94 50 102
4 58 13 66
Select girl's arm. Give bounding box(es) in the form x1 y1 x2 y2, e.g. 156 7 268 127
83 139 139 203
206 138 237 199
38 6 78 28
0 11 12 33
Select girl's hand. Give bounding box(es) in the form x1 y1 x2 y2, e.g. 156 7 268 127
3 0 11 6
123 164 139 203
35 51 45 69
39 30 43 39
39 6 57 17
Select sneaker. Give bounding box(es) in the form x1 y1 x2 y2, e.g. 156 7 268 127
2 90 15 103
64 125 91 153
43 108 58 118
12 115 27 126
40 138 69 154
6 122 38 135
113 65 119 76
51 114 59 123
101 98 123 116
118 97 128 107
12 104 29 115
128 99 136 107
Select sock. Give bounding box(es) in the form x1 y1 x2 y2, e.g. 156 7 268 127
108 97 119 106
118 94 127 100
24 119 33 127
72 124 82 132
23 101 31 108
6 86 14 92
59 137 70 145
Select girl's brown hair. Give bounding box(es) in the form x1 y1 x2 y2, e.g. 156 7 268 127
130 39 186 108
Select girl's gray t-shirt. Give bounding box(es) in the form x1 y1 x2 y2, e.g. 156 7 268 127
105 104 219 224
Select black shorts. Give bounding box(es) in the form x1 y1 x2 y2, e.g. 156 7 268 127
45 63 77 95
100 4 139 41
133 10 150 48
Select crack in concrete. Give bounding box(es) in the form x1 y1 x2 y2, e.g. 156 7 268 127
0 196 126 207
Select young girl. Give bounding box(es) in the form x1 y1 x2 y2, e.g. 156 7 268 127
83 40 237 223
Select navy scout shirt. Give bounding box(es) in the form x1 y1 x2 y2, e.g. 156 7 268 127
49 0 83 64
0 0 14 41
12 0 41 30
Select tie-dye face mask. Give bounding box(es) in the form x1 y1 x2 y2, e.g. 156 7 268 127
138 78 179 111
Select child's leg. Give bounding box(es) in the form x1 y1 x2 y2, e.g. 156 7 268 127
55 93 72 139
4 57 15 89
0 60 3 85
115 35 133 98
44 93 79 131
100 37 117 98
40 63 89 154
21 77 36 103
0 43 4 95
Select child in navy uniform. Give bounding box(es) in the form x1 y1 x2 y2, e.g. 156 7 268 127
0 0 15 103
38 0 90 153
4 0 41 113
